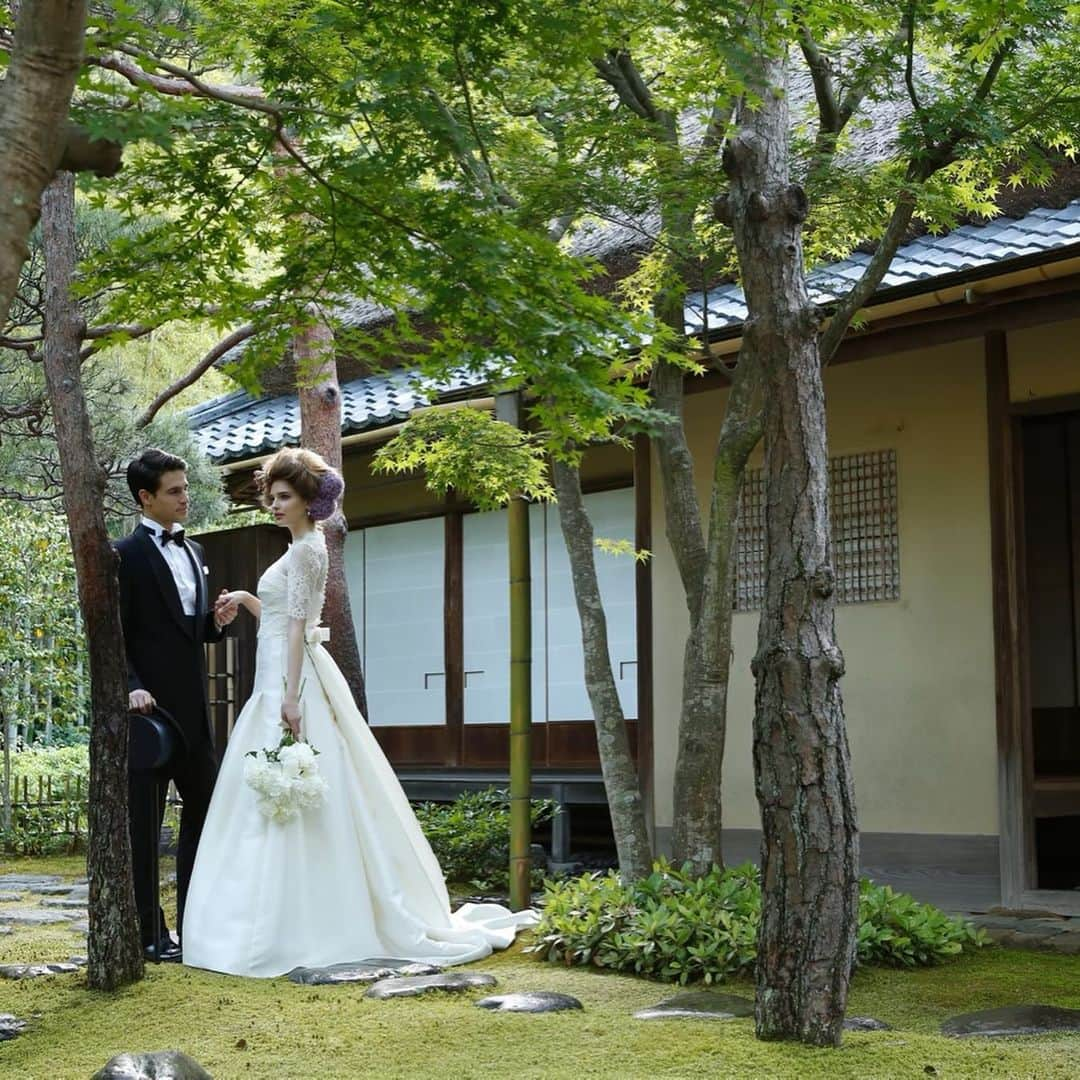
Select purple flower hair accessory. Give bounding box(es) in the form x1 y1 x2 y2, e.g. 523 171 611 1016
307 469 344 521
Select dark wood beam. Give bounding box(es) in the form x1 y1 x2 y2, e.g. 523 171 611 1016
985 331 1036 908
633 434 655 836
444 510 464 767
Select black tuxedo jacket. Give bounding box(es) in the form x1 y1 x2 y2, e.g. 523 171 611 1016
114 524 225 748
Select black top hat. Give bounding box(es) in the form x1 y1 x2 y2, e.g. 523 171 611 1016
127 705 186 772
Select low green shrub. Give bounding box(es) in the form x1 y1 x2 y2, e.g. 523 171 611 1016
857 879 986 966
529 860 986 985
413 787 557 891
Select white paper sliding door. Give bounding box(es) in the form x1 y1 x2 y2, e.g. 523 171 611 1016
344 517 445 727
462 504 547 726
544 488 638 722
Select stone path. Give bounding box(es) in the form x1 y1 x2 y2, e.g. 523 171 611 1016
969 910 1080 955
0 874 89 941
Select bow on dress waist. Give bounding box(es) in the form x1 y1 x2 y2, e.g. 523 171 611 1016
305 626 331 646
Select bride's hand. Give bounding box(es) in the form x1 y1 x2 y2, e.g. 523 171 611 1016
281 699 301 739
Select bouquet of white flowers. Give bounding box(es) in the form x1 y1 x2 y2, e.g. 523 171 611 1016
243 732 328 824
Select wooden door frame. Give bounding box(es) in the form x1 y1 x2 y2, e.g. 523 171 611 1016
986 332 1080 914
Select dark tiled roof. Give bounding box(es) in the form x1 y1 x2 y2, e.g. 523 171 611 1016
188 367 485 465
190 201 1080 465
684 202 1080 334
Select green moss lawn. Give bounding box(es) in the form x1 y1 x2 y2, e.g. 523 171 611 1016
2 855 1079 1079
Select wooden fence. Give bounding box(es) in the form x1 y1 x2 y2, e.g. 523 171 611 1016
1 774 87 843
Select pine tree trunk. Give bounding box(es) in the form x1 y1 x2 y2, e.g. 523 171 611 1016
0 1 87 323
294 311 369 718
40 172 143 990
552 459 652 880
724 51 859 1046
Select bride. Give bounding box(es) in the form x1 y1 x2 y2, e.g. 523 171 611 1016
182 447 536 977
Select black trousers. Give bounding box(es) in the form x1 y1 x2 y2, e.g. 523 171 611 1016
128 736 218 947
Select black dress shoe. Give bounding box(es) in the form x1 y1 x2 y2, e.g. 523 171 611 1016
144 940 182 963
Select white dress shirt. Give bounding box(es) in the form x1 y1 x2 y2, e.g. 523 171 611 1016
141 515 198 616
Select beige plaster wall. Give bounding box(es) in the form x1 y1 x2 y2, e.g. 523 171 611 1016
651 342 1001 836
1008 319 1080 402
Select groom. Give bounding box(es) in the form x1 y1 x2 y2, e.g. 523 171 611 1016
115 448 238 962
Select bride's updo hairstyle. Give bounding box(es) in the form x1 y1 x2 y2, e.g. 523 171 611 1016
257 447 344 522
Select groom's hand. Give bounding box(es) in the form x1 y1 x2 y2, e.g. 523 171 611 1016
129 689 155 714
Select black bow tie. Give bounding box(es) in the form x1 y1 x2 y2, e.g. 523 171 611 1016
159 528 185 547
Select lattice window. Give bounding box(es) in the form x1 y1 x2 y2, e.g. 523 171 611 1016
733 449 899 612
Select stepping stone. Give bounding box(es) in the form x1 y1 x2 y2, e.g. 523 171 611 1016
286 960 441 985
0 1014 27 1042
633 991 755 1021
0 891 25 902
844 1016 892 1032
91 1050 213 1080
476 991 583 1013
0 927 11 936
942 1004 1080 1038
71 920 89 934
42 898 91 911
1 908 72 925
365 972 498 1000
0 874 61 887
0 961 83 979
29 883 76 896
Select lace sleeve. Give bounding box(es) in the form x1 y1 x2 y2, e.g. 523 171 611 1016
286 537 328 621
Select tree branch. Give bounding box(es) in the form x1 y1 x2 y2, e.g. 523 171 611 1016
451 43 506 204
0 0 89 323
88 45 283 115
817 193 916 363
135 323 256 428
57 121 123 177
820 33 1014 363
592 49 659 122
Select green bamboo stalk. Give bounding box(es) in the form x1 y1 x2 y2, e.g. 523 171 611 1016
507 488 532 911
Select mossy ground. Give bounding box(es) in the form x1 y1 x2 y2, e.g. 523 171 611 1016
2 855 1079 1079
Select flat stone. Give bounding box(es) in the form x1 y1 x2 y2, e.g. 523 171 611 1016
365 972 498 1000
0 926 12 936
28 883 76 896
942 1004 1080 1038
475 991 583 1013
0 1014 27 1042
633 991 755 1021
844 1016 893 1032
0 874 62 887
0 961 83 979
286 960 441 985
91 1050 213 1080
1050 934 1080 955
1 907 72 925
42 898 90 911
0 891 25 902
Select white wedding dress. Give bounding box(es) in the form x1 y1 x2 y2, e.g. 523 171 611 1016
183 529 536 977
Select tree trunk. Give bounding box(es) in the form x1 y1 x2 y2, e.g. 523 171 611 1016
0 1 87 323
671 363 762 874
294 310 369 718
552 458 652 880
724 49 859 1047
40 172 143 990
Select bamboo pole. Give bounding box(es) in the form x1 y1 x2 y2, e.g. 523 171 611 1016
497 391 533 911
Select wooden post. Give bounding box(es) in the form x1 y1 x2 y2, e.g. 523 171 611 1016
497 392 532 910
985 331 1033 908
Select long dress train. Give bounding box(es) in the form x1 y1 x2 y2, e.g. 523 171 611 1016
182 528 536 977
